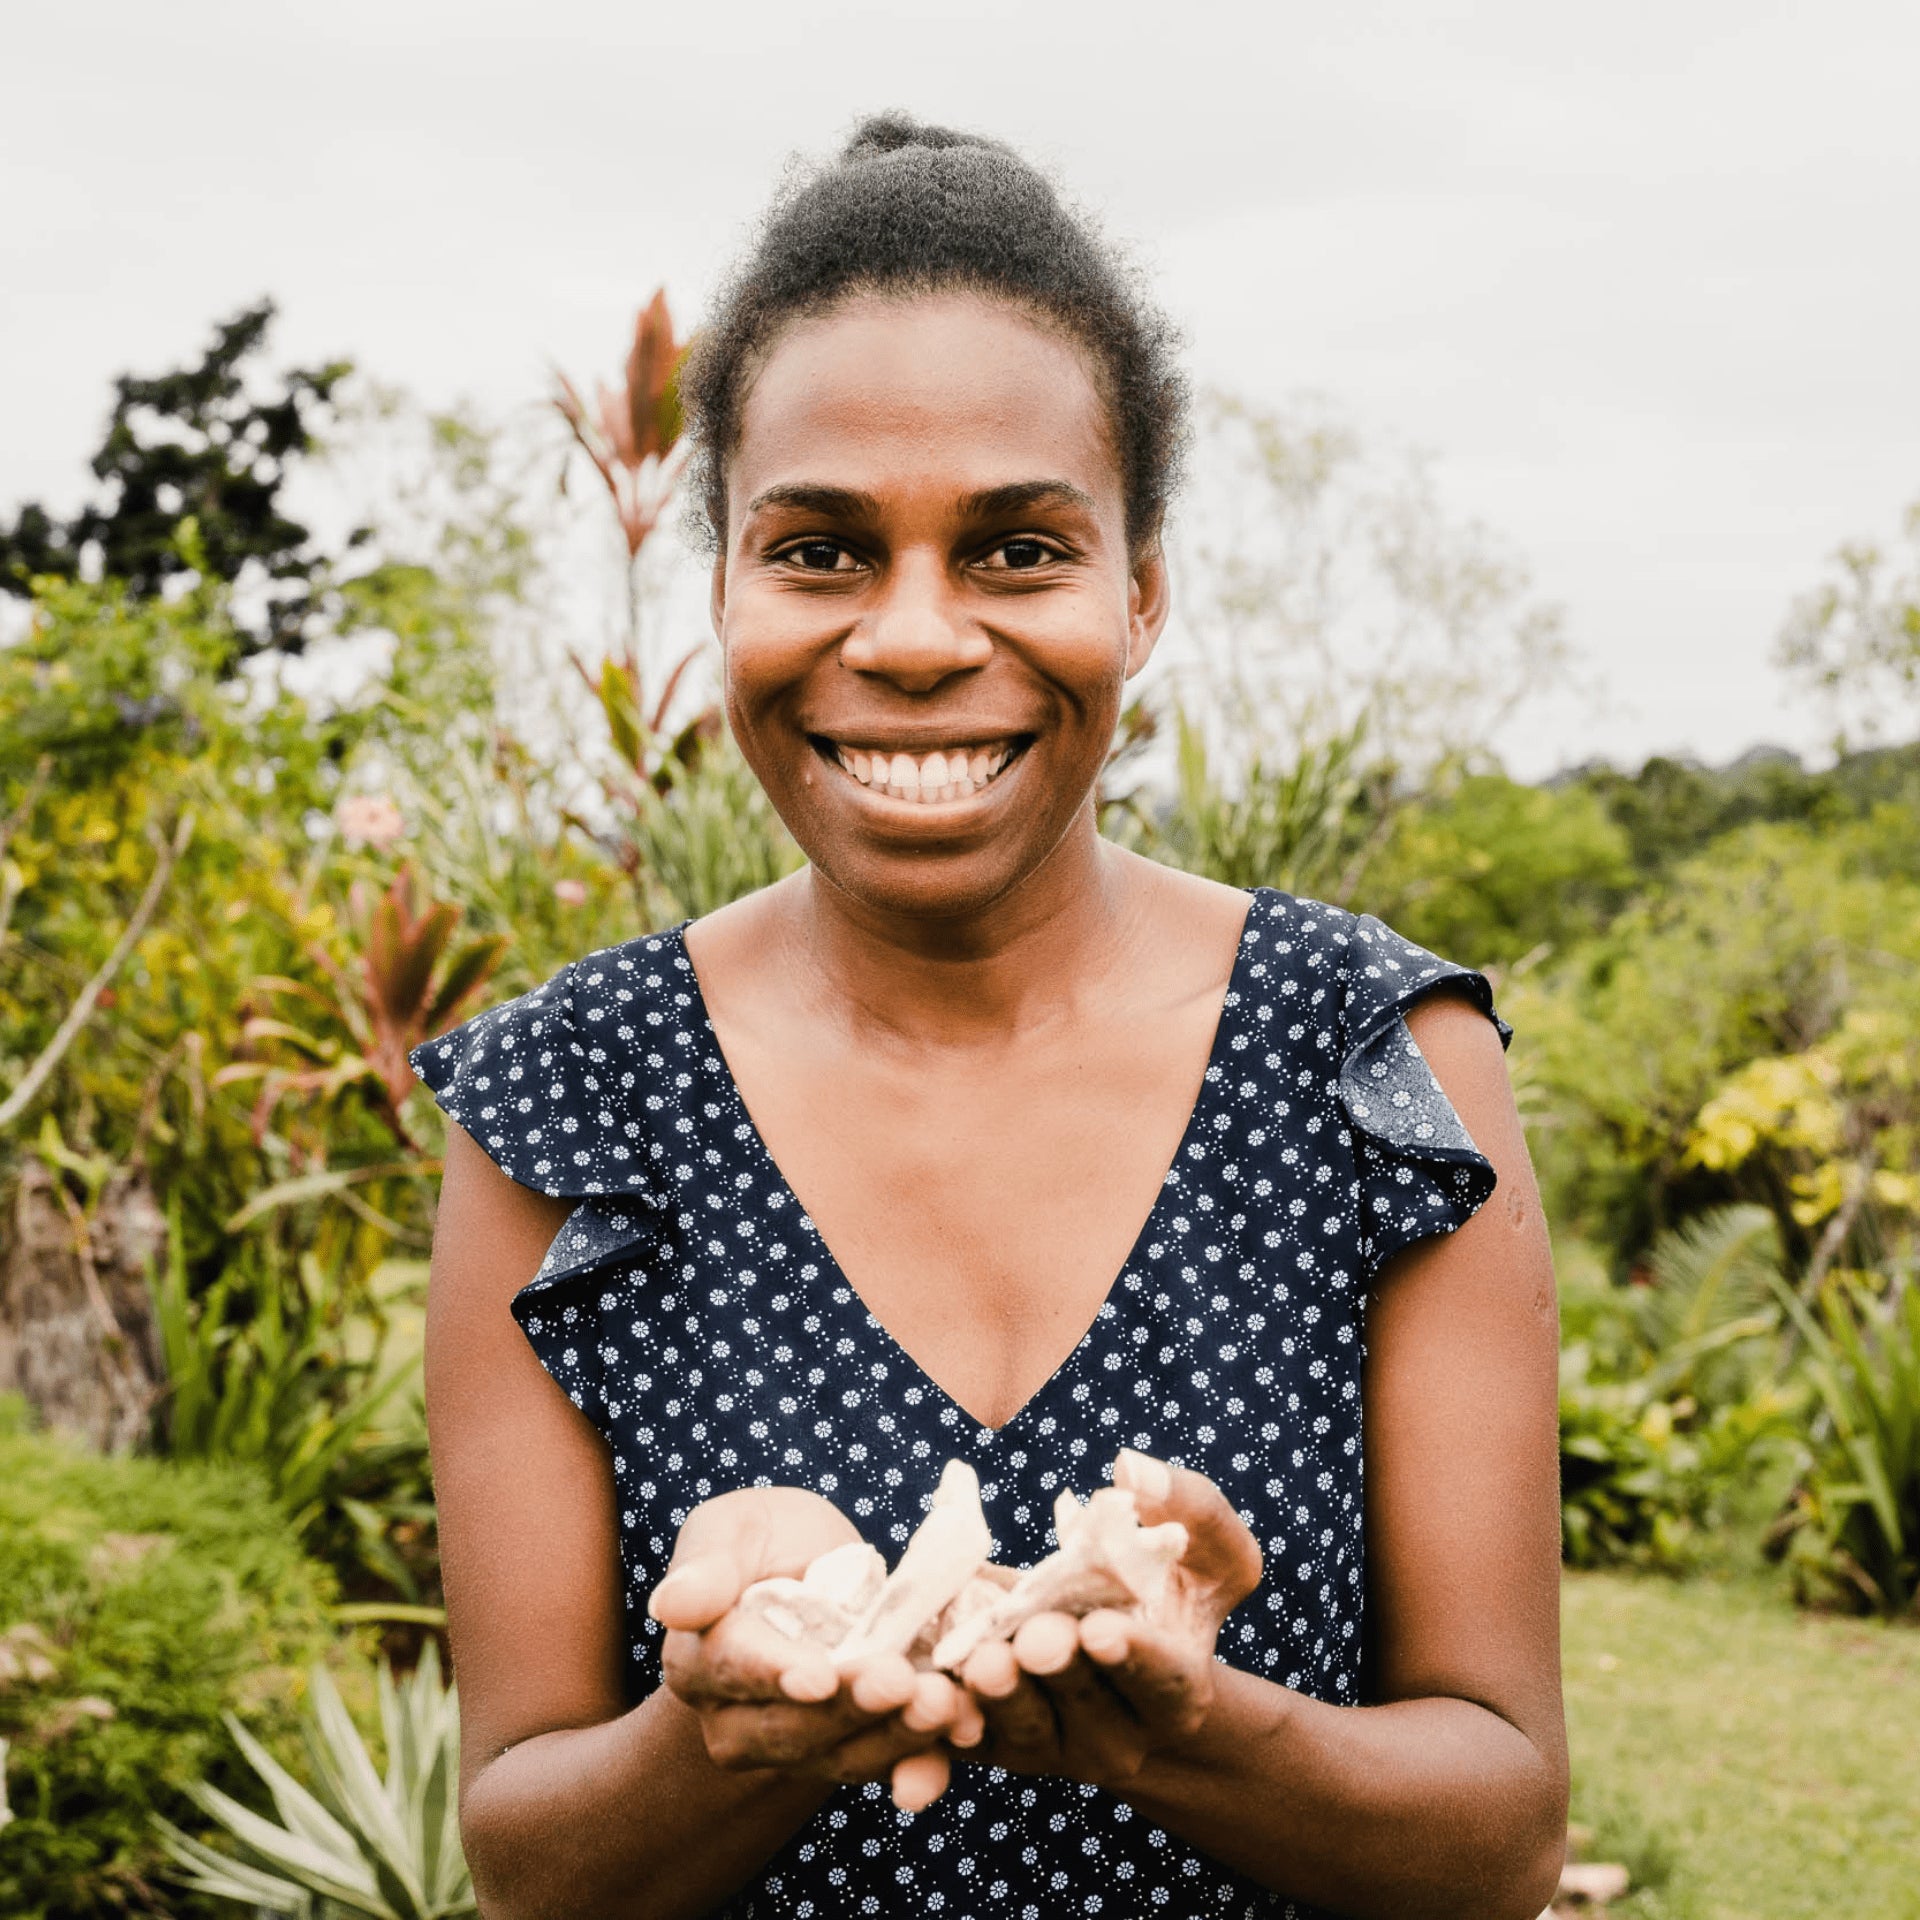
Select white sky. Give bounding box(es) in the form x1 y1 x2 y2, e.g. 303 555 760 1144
6 0 1918 776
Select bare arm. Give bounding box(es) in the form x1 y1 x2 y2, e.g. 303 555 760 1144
959 992 1567 1919
425 1127 831 1920
1117 992 1568 1917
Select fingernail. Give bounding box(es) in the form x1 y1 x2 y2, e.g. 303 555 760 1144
647 1565 716 1622
1115 1449 1173 1502
778 1661 839 1703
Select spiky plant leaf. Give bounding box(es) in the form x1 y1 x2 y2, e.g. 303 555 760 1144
162 1656 475 1919
222 1712 364 1861
154 1815 314 1915
303 1667 426 1912
180 1780 389 1913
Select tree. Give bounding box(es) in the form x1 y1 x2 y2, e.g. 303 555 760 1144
0 300 351 658
1777 499 1920 747
1170 393 1568 770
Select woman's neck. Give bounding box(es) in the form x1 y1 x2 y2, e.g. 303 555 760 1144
776 817 1156 1052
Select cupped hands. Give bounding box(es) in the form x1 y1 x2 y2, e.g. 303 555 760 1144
651 1485 982 1813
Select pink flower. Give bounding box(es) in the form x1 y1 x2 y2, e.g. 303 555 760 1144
336 794 405 852
554 878 588 906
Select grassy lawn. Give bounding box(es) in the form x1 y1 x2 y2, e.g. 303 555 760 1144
1562 1568 1920 1919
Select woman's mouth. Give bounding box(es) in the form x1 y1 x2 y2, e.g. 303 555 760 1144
816 737 1028 805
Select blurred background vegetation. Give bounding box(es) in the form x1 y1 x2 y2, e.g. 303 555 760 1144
1 298 1915 1918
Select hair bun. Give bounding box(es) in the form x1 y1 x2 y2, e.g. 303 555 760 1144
842 113 983 160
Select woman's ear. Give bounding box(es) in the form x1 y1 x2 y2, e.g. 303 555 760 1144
709 554 728 645
1124 535 1172 680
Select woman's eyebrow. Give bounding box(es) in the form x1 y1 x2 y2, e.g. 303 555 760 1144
958 480 1098 519
746 482 881 520
745 479 1097 522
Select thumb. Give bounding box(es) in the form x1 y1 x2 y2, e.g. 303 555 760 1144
646 1490 776 1631
1113 1449 1263 1605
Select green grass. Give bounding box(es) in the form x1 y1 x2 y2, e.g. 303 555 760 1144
1562 1568 1920 1919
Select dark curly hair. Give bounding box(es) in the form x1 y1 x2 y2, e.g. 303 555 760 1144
680 113 1188 554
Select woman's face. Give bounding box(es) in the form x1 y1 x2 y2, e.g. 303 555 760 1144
714 291 1168 921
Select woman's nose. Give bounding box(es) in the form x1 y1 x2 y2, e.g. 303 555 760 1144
839 561 992 692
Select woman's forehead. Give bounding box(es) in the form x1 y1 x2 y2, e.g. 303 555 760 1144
731 292 1123 510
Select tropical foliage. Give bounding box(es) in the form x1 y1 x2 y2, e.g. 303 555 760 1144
158 1647 470 1920
3 296 1919 1916
0 1406 339 1920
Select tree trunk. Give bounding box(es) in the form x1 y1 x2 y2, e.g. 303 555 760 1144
0 1164 166 1452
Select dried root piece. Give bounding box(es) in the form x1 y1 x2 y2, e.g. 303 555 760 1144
834 1460 995 1667
931 1482 1187 1670
736 1541 887 1646
910 1563 1017 1667
732 1453 1192 1681
732 1462 996 1667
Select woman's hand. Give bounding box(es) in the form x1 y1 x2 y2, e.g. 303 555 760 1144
955 1451 1263 1789
652 1486 984 1810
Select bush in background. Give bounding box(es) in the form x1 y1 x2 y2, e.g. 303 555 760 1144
1771 1279 1920 1617
0 1403 340 1919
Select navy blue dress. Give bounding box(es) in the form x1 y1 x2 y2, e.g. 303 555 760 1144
414 888 1506 1919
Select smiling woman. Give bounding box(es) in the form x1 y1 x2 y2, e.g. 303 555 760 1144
415 115 1567 1920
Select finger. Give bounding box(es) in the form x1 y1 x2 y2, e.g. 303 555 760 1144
947 1687 986 1749
1029 1640 1129 1726
1113 1449 1263 1601
1078 1607 1134 1668
1011 1611 1081 1677
648 1494 774 1631
845 1652 919 1716
899 1669 961 1736
960 1636 1023 1700
1112 1447 1176 1506
701 1697 870 1770
1028 1645 1150 1785
891 1749 951 1812
776 1656 843 1704
961 1639 1057 1754
663 1611 834 1707
647 1558 745 1632
819 1716 942 1782
1081 1614 1211 1736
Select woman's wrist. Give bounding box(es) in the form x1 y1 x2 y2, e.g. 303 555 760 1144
1115 1661 1299 1810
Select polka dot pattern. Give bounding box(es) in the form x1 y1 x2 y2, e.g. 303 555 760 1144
413 889 1507 1917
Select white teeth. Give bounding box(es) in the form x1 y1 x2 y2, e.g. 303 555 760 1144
831 741 1019 802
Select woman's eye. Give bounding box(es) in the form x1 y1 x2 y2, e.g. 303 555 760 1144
785 540 854 572
985 538 1054 571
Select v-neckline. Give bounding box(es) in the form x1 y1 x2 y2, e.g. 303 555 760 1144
669 893 1263 1434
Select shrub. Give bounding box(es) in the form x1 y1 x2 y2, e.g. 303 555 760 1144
159 1644 471 1919
1558 1346 1791 1569
1773 1278 1920 1617
1555 1210 1792 1568
153 1226 438 1603
0 1413 338 1919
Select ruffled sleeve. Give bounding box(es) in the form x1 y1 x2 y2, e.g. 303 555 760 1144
1336 914 1511 1277
411 951 668 1425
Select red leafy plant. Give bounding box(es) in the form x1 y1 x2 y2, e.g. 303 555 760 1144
554 287 690 567
554 290 730 903
217 867 507 1153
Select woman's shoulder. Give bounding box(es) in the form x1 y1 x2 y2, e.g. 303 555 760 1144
1238 886 1502 1038
410 926 695 1198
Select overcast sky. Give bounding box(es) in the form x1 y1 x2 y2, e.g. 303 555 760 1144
7 0 1917 775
